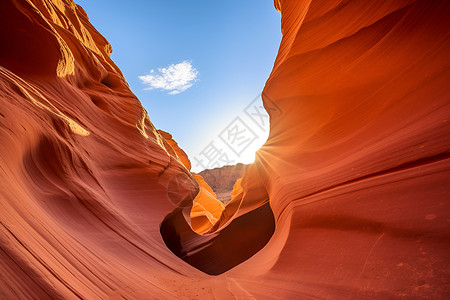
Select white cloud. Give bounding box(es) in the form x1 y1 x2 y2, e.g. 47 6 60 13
138 61 198 95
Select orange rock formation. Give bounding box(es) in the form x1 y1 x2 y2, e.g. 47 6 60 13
0 0 449 298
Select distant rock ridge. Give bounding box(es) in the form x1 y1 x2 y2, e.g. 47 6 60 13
198 163 249 203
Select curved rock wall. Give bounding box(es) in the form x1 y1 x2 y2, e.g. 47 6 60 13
0 0 449 298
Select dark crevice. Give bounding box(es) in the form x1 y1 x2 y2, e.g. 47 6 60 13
160 203 275 275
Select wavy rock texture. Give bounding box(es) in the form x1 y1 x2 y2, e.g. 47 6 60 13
0 0 449 299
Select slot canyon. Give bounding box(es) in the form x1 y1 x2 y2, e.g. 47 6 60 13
0 0 449 299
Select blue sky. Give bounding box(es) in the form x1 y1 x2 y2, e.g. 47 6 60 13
75 0 281 171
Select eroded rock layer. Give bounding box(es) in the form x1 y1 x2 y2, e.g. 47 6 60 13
0 0 449 299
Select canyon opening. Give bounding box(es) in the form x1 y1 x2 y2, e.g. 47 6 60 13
0 0 449 299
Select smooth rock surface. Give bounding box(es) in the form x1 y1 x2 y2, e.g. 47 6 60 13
0 0 449 299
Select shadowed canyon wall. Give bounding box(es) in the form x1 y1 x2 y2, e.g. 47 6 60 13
0 0 449 299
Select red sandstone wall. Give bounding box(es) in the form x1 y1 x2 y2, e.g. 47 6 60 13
0 0 448 298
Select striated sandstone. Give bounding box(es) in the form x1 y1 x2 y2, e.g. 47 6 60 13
0 0 449 299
